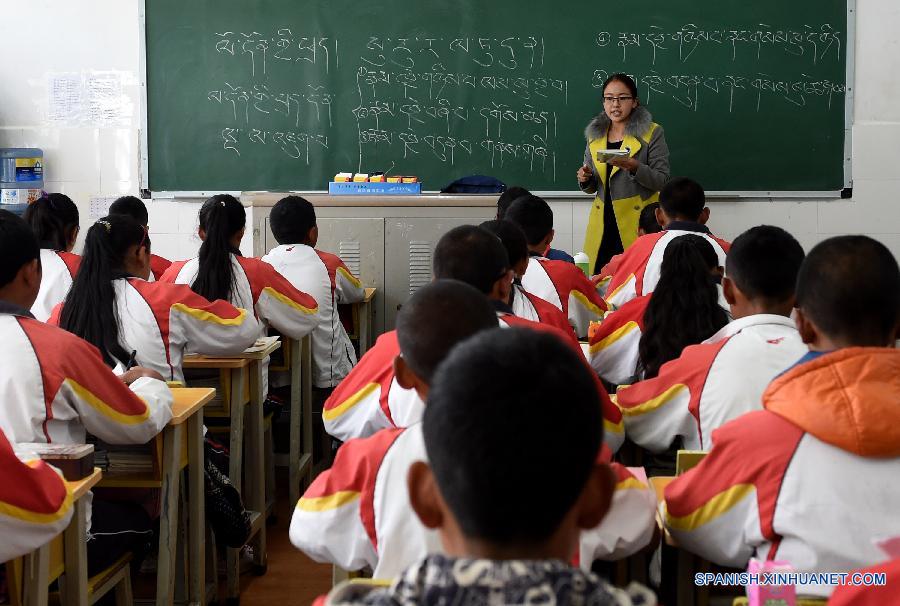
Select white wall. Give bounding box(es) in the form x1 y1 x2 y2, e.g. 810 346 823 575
1 0 898 260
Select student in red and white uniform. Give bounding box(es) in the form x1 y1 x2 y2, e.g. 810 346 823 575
260 196 365 389
108 195 172 281
322 225 601 445
0 209 172 574
160 195 319 391
618 226 807 452
293 284 654 580
505 195 608 338
664 236 900 598
480 219 578 340
593 202 661 297
23 194 81 321
589 235 729 385
0 427 74 562
606 177 730 309
830 557 900 606
52 214 258 383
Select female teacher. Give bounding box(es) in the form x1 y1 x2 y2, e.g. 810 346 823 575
577 73 670 273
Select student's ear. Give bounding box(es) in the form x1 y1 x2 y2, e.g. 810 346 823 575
513 258 529 279
407 461 444 530
197 227 207 242
655 207 669 228
489 269 514 302
394 355 430 400
793 307 819 346
722 276 738 305
576 464 616 530
21 259 42 303
308 225 319 247
65 226 80 253
698 207 711 225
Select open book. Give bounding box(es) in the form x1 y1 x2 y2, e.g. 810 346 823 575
596 149 631 163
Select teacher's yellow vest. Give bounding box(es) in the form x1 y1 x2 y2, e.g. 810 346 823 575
583 123 660 271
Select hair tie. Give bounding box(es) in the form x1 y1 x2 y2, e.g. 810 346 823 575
96 220 112 233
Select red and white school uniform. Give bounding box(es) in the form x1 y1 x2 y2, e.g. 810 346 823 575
588 295 650 385
829 557 900 606
262 244 365 388
617 314 806 452
31 250 80 322
520 256 608 338
0 427 74 561
606 225 730 308
664 348 900 598
1 302 172 446
161 254 319 343
323 311 583 444
50 278 259 384
511 283 579 342
148 253 173 282
322 331 423 443
291 424 654 580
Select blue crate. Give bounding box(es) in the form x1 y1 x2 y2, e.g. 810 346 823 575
328 181 421 195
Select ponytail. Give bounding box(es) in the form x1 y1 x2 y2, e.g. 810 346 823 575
59 214 150 367
638 235 729 379
192 194 246 303
23 194 80 251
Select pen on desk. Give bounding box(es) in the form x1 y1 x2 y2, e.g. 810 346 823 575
125 350 137 370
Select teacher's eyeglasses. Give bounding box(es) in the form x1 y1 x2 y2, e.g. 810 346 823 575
603 96 634 105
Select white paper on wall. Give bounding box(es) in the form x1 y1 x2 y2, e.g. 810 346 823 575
89 196 117 221
47 71 134 127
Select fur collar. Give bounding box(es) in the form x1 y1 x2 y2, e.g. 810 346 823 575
584 105 654 142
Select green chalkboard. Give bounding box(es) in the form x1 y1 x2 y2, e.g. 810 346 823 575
146 0 850 192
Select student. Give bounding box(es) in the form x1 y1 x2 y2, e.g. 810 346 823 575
322 225 583 444
261 195 365 389
479 219 576 339
594 202 661 295
53 214 258 382
160 194 319 392
108 194 172 280
664 235 900 598
314 328 655 605
497 186 575 263
0 427 74 562
617 226 807 452
606 177 730 308
505 194 608 338
0 209 173 574
589 234 729 385
296 284 654 583
22 193 81 321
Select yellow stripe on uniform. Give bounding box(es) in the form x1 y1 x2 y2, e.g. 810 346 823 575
336 266 362 288
620 383 687 417
322 383 379 421
296 490 360 512
262 286 318 315
65 378 151 425
666 483 754 531
604 417 625 436
172 303 248 325
616 477 649 491
0 488 73 525
589 321 639 354
570 290 606 316
605 274 636 302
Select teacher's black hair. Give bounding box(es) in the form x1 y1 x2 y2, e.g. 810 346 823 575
796 235 900 346
638 235 729 379
424 327 602 544
0 209 41 289
60 214 149 368
23 193 80 252
602 73 639 100
193 194 246 304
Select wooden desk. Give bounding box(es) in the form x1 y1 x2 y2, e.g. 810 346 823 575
98 388 213 606
282 336 315 507
184 341 280 603
357 288 377 356
59 470 103 606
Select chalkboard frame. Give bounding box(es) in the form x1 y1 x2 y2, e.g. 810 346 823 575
136 0 856 199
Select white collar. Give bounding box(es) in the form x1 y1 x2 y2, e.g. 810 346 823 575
703 313 797 344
